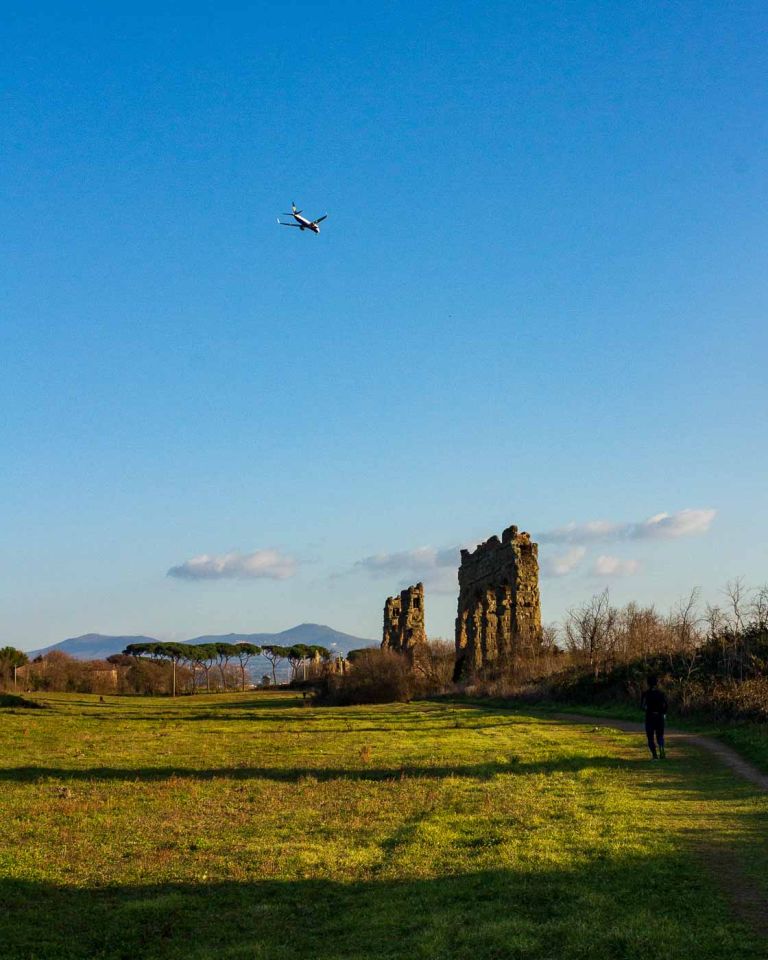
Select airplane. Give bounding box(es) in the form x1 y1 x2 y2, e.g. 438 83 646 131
277 202 328 234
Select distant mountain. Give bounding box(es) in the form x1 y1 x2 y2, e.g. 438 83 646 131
184 624 373 656
26 624 375 661
26 633 158 661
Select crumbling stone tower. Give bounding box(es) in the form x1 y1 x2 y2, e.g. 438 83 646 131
383 595 403 651
382 582 427 655
455 525 541 678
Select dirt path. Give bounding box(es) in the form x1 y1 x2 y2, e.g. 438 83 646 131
553 712 768 937
553 713 768 790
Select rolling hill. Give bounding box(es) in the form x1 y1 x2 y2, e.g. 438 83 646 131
25 624 375 661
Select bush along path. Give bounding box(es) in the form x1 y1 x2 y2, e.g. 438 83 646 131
551 712 768 937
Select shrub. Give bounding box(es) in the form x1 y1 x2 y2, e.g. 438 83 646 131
316 649 416 706
412 639 456 695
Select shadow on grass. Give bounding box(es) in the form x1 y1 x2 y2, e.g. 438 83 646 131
0 694 46 709
34 695 310 714
91 715 532 735
0 754 668 784
0 852 761 960
173 695 307 710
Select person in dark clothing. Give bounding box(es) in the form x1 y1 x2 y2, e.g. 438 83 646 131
641 675 668 759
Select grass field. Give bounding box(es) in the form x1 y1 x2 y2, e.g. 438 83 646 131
1 692 767 959
468 698 768 775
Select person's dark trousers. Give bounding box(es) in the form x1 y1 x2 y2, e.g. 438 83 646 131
645 713 665 758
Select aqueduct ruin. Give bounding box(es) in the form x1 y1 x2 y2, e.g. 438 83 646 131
381 582 427 656
454 525 542 679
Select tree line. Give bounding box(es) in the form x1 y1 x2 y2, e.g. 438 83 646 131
0 641 335 697
121 641 333 695
507 579 768 723
559 579 768 683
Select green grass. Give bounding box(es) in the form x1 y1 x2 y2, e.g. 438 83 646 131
473 697 768 775
1 692 767 959
718 724 768 774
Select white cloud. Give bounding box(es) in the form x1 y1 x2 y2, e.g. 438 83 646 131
538 508 715 544
422 565 460 595
354 545 461 594
637 509 716 539
593 555 641 577
167 550 296 581
541 546 587 578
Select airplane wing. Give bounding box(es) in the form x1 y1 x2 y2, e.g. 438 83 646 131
277 220 301 227
312 214 328 224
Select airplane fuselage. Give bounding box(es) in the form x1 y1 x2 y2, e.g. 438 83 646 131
278 202 326 233
292 213 320 233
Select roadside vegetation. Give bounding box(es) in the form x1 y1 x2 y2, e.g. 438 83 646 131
525 581 768 722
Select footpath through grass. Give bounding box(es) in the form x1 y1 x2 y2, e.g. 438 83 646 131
477 697 768 775
1 692 767 959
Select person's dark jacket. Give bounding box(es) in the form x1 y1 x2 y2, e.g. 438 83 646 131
641 688 668 715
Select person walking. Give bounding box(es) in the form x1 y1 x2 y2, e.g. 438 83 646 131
641 675 668 759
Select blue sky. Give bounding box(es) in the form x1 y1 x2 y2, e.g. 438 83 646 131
2 1 767 650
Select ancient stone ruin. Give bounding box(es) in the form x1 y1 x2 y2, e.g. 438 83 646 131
382 582 427 656
454 525 542 679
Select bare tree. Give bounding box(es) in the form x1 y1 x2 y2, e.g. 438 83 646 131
564 589 619 678
750 585 768 632
725 577 748 633
617 602 665 660
667 588 702 652
724 578 750 679
541 623 560 652
704 603 727 640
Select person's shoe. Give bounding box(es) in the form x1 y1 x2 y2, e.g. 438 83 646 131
651 754 658 760
659 746 666 759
